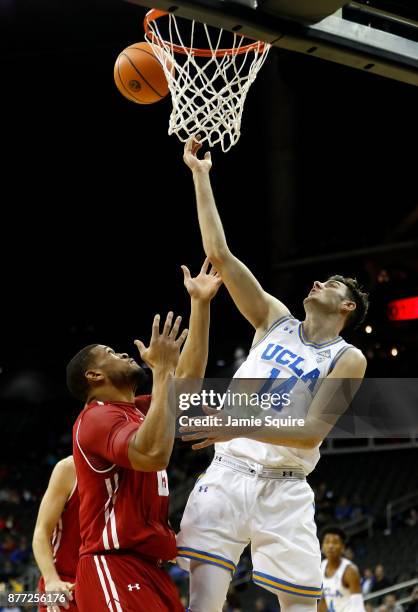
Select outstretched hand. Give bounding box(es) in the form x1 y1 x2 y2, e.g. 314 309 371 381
135 312 188 374
180 405 234 450
181 257 222 302
183 135 212 173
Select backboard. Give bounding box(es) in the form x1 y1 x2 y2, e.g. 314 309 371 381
124 0 418 85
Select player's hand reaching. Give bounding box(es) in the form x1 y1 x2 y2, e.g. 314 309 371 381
181 257 222 303
180 406 235 450
135 312 188 375
183 135 212 173
44 578 74 612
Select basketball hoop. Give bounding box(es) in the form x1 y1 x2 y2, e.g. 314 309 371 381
144 9 271 152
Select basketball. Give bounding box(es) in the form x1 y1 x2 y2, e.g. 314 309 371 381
114 41 170 104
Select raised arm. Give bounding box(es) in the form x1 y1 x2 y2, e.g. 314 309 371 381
32 457 76 607
175 258 222 379
183 137 289 335
128 312 188 471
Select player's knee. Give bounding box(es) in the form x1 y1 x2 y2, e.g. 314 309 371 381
189 561 231 612
277 592 318 612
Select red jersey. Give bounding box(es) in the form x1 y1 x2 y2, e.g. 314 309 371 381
72 395 176 562
51 482 80 577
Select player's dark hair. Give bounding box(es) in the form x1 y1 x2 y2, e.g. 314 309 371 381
66 344 99 402
320 525 347 545
328 275 369 330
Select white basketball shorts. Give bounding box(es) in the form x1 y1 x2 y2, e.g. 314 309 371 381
177 453 322 599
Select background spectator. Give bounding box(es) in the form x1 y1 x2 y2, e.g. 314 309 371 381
371 565 392 593
362 568 375 595
335 496 353 522
384 593 404 612
405 510 417 528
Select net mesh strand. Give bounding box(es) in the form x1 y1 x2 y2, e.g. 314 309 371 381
146 13 271 152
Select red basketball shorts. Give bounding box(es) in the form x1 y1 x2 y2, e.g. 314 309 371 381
76 553 184 612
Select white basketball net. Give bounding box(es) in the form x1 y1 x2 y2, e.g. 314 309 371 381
145 11 271 152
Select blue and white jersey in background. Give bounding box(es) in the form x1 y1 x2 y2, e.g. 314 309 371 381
322 558 353 612
216 315 353 473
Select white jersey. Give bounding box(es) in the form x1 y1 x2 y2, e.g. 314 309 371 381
216 315 353 473
322 558 353 612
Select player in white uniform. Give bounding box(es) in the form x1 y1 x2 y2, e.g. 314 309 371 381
178 136 369 612
320 526 365 612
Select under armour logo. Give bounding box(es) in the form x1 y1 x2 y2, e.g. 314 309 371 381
128 583 140 591
283 471 293 477
198 486 208 493
215 456 222 462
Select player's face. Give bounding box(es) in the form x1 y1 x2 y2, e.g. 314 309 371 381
93 345 146 389
322 533 345 560
304 279 351 314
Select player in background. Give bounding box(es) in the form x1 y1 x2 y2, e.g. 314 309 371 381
319 526 365 612
68 260 221 612
32 456 79 612
178 137 368 612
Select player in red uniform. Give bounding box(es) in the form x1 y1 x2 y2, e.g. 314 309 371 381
33 456 80 612
67 260 221 612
